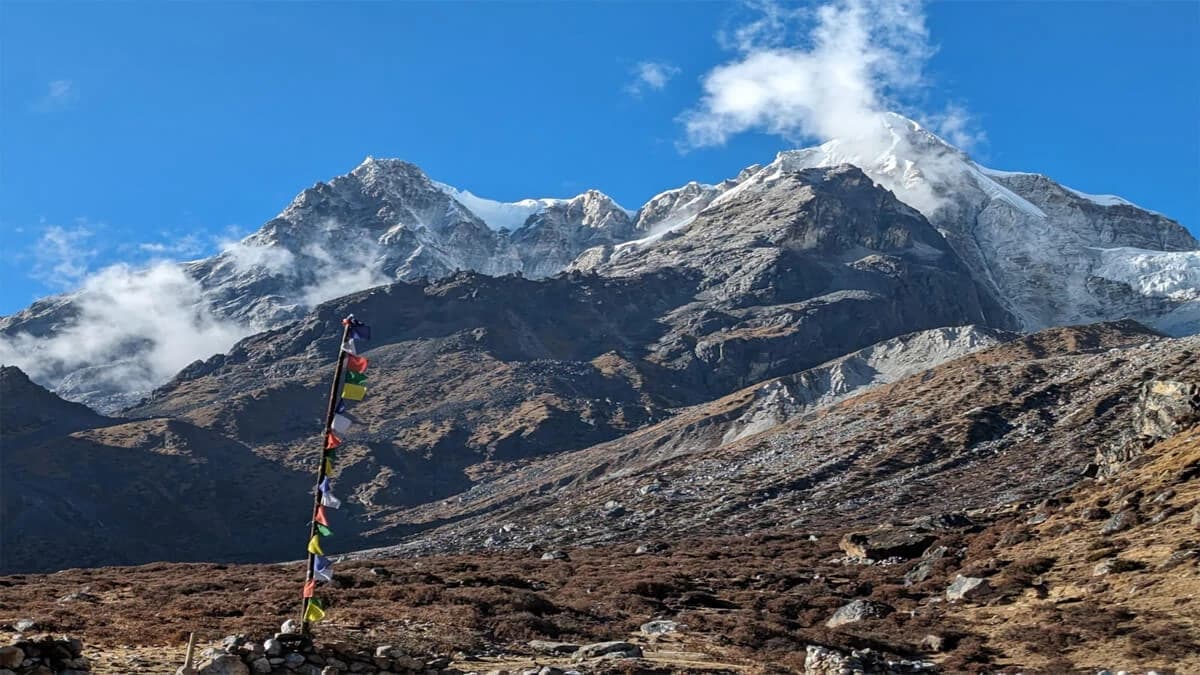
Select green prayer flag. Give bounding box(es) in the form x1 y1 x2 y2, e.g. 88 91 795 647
316 523 333 537
345 370 367 386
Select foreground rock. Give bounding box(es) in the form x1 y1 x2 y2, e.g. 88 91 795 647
196 635 440 675
0 636 90 674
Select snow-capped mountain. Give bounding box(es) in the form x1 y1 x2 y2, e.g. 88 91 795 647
1 114 1195 411
761 113 1197 332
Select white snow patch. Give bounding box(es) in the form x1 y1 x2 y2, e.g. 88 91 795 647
1092 247 1200 301
433 181 563 231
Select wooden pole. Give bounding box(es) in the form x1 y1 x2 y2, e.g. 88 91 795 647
182 632 195 671
300 316 354 634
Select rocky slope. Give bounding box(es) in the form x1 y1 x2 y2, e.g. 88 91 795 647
4 420 1196 673
366 321 1194 554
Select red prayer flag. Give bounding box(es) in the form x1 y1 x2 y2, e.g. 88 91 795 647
324 432 341 450
315 505 330 527
345 354 368 373
303 578 316 598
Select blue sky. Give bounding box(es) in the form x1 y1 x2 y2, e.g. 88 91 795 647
1 0 1197 314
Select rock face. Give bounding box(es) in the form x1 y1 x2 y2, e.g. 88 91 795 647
0 636 90 674
1135 380 1200 441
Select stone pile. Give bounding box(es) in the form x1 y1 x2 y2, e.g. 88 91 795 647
0 636 91 675
192 634 449 675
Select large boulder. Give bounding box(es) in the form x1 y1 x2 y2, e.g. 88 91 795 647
825 600 895 628
840 528 936 560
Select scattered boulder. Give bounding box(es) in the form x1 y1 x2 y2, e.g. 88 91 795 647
826 599 895 628
575 641 642 659
540 550 569 561
1101 510 1139 535
946 575 990 602
13 620 36 632
528 640 580 655
919 634 946 653
634 541 668 555
640 620 681 635
804 645 935 674
840 528 936 560
197 653 250 675
1093 558 1145 576
905 545 950 586
0 648 23 670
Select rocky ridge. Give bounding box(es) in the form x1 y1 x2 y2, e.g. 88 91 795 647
2 113 1193 413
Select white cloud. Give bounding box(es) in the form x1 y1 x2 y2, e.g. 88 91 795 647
0 262 251 394
681 0 981 152
32 224 97 289
32 79 79 111
626 61 681 96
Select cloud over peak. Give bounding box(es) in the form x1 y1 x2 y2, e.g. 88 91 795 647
682 0 981 152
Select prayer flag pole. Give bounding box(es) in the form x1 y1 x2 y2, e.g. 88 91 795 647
300 316 354 634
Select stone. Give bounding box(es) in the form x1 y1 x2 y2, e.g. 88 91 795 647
905 545 949 585
1082 506 1111 521
0 648 22 670
375 645 396 658
575 641 642 659
1093 558 1144 575
326 657 347 669
540 550 569 561
198 654 251 675
348 663 369 673
946 575 990 601
221 635 243 651
264 639 283 657
634 542 667 555
392 655 424 670
825 599 894 628
13 619 36 632
308 654 326 665
640 619 680 635
370 567 392 578
280 620 300 635
321 668 340 675
251 657 272 674
0 669 16 675
920 634 946 652
1192 506 1200 529
64 657 90 669
538 668 565 675
1101 510 1139 535
839 528 936 560
528 640 580 655
285 652 306 668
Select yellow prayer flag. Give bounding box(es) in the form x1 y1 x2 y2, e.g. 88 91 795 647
307 534 323 556
323 457 335 477
342 383 366 401
304 599 326 623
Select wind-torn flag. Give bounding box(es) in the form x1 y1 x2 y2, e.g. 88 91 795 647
345 370 367 386
316 523 333 537
345 354 368 373
349 323 370 342
307 535 323 556
324 432 341 450
313 555 333 582
318 478 341 509
342 339 359 356
331 413 353 434
303 578 316 599
315 505 330 527
342 383 366 401
304 598 326 623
